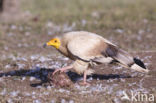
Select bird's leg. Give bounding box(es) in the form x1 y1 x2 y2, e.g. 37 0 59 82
79 70 90 86
53 65 73 75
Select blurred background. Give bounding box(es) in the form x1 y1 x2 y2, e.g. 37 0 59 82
0 0 156 56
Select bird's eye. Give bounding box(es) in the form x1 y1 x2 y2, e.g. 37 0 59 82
54 40 57 43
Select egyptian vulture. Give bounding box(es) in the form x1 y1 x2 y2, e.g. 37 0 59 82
44 31 149 85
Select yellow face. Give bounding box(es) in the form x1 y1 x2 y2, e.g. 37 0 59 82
46 38 61 49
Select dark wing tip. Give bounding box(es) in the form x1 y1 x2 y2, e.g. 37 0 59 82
133 57 146 69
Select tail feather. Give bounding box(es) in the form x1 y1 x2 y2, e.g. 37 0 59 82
130 63 149 73
102 44 149 73
114 49 149 73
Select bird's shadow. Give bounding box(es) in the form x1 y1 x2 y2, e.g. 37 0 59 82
0 67 131 87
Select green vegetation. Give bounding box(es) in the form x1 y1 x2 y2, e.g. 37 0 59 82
21 0 156 29
0 0 156 54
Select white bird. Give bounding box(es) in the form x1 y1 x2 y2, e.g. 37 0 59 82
44 31 149 85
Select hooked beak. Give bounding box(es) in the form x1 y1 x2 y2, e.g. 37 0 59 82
43 43 47 48
43 41 53 48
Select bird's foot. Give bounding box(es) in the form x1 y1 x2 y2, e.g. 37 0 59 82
52 66 73 75
52 68 66 75
79 82 90 86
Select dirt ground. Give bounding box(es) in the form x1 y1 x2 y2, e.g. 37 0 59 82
0 50 156 103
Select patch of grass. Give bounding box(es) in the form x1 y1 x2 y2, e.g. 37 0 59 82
19 0 156 51
0 0 155 54
21 0 156 29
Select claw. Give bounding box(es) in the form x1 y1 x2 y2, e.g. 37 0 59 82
52 69 62 75
52 66 73 75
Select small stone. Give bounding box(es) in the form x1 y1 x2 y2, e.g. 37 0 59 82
69 100 74 103
61 99 66 103
50 100 55 103
30 77 36 81
33 99 41 103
